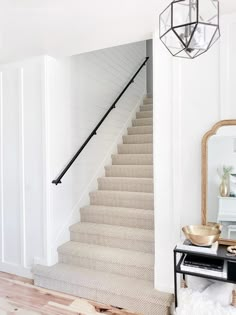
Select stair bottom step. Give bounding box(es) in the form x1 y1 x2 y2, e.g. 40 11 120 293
33 264 172 315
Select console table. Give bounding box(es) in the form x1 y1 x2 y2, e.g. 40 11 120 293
174 245 236 308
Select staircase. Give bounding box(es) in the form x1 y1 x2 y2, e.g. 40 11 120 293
33 96 173 315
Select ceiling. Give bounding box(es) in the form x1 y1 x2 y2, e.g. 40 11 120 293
0 0 235 64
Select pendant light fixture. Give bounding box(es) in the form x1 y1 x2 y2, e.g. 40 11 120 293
159 0 220 59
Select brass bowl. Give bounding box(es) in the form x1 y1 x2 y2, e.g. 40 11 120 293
182 224 221 246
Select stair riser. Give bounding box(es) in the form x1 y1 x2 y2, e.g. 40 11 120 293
81 211 154 229
136 111 153 119
105 167 153 178
70 232 154 253
58 254 153 281
117 144 152 154
98 179 153 193
143 98 153 104
132 119 152 127
140 105 153 112
90 195 154 210
34 277 170 315
112 155 153 165
127 126 153 135
123 134 153 144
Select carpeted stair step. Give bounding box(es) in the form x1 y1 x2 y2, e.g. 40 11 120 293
143 97 153 104
80 205 154 229
127 125 153 135
70 223 154 253
105 165 153 178
123 134 153 144
33 264 173 315
58 241 154 281
112 154 152 165
117 143 152 154
136 111 153 119
132 118 153 127
89 190 154 210
140 104 153 112
98 177 153 193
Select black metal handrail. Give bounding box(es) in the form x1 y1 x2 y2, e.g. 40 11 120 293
52 56 149 185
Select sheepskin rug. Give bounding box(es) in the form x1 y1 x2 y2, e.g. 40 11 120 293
175 288 236 315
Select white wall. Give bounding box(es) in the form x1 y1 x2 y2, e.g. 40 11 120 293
0 57 47 277
46 41 147 264
153 13 236 292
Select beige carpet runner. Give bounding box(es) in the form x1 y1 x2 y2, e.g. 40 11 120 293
33 97 173 315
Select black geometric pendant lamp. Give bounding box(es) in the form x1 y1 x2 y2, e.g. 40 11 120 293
159 0 220 59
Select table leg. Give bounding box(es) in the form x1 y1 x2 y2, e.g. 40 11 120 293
174 251 178 308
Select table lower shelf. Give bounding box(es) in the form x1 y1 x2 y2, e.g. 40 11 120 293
176 261 236 284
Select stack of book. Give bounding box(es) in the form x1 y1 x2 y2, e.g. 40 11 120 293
181 254 227 278
177 239 219 255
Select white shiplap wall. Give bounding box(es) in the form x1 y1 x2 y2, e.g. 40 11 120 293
47 41 147 264
0 41 147 276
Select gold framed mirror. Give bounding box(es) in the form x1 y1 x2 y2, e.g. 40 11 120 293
202 120 236 245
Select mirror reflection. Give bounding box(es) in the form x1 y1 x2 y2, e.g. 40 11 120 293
208 126 236 240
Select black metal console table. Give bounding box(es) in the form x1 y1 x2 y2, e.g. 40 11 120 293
174 245 236 308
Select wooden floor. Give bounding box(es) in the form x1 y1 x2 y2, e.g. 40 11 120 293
0 272 139 315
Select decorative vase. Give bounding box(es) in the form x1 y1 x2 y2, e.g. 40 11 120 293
219 177 229 197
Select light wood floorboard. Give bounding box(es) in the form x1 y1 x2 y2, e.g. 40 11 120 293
0 272 139 315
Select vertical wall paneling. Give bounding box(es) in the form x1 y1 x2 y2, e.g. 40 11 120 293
41 57 52 266
2 67 21 266
0 72 3 262
19 68 26 268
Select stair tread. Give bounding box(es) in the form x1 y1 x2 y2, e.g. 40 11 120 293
140 105 153 112
90 190 154 199
58 241 154 268
33 263 172 306
112 154 153 165
127 126 153 135
112 153 153 157
105 165 153 179
98 176 153 183
69 222 154 241
105 165 153 169
133 118 152 122
81 205 154 217
136 112 153 119
123 134 153 144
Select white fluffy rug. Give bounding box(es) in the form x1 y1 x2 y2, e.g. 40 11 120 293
175 288 236 315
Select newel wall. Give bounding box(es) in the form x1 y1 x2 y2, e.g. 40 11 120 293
153 13 236 292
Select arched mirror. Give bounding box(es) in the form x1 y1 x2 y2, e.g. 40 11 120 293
202 120 236 245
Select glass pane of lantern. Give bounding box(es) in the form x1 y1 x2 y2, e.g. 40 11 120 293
160 29 185 55
160 4 172 37
175 48 195 59
198 0 219 25
208 28 220 48
172 0 197 27
173 23 197 47
188 23 217 51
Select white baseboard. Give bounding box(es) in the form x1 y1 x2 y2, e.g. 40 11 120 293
51 92 146 264
0 262 32 279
